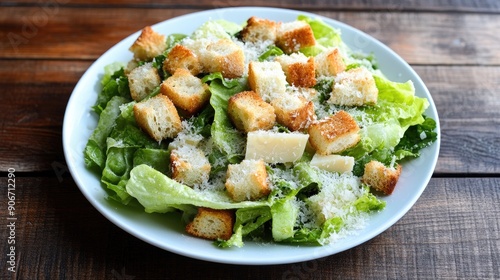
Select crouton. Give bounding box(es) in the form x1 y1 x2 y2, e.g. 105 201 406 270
275 53 316 87
228 91 275 132
133 94 182 141
276 20 316 54
163 44 202 75
271 94 315 131
362 160 402 195
240 16 278 43
225 159 270 202
185 207 234 241
129 26 167 61
248 61 287 102
170 145 211 186
124 59 139 75
308 110 360 155
329 67 378 106
202 39 245 78
160 68 210 115
315 48 346 77
128 63 161 101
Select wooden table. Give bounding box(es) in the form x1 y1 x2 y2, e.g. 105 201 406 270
1 1 499 279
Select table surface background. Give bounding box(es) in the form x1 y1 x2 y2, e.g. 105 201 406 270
1 0 499 279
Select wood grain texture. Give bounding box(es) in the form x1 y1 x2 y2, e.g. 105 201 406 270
0 177 498 279
1 61 498 174
1 7 499 65
4 0 500 12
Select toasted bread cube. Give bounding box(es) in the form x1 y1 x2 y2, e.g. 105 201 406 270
225 159 270 202
315 48 346 77
271 94 315 131
128 63 161 101
275 53 316 87
160 69 210 115
133 94 182 141
201 39 245 78
124 59 139 75
240 16 278 43
276 20 316 54
362 160 402 195
163 44 202 75
170 145 211 186
248 61 287 102
308 110 360 155
228 91 275 132
129 26 166 61
329 67 378 106
186 207 234 241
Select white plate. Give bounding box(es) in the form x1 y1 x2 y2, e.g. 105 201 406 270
63 7 440 265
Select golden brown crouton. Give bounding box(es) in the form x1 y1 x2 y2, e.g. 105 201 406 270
163 44 202 75
308 110 360 155
271 94 316 132
276 20 316 54
275 53 316 87
129 26 167 61
133 94 182 141
240 16 279 43
202 39 245 78
362 160 402 195
329 67 378 106
128 63 161 101
225 159 270 202
248 61 287 102
315 48 346 77
160 68 210 115
185 208 234 241
228 91 276 133
170 146 211 187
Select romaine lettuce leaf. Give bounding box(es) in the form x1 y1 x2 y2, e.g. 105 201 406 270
297 15 344 56
93 67 131 114
84 96 129 170
394 116 438 158
208 77 248 168
344 75 434 174
126 164 269 213
271 198 299 241
191 19 242 40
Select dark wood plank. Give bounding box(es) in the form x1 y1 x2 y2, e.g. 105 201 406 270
1 7 499 65
413 65 500 174
1 61 499 173
0 177 498 279
324 11 500 66
4 0 500 13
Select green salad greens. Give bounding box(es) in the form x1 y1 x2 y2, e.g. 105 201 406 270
84 15 437 248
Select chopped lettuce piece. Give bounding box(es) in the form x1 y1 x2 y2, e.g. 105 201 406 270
126 164 269 213
297 15 344 56
93 67 131 114
84 96 129 169
191 19 243 40
208 78 248 167
258 46 284 61
271 198 299 241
